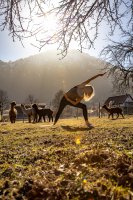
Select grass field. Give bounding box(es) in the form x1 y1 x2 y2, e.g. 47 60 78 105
0 116 133 200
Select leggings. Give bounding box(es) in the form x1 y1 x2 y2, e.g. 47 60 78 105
54 96 88 125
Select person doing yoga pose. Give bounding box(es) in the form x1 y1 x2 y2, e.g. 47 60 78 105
54 72 106 128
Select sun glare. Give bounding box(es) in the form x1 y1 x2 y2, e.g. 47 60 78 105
22 1 80 53
22 1 59 42
32 10 60 46
43 14 58 34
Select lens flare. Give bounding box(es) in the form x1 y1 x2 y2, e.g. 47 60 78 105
75 138 81 145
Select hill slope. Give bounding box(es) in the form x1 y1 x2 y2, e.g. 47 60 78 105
0 50 113 104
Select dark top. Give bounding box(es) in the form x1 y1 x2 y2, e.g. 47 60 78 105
65 86 82 101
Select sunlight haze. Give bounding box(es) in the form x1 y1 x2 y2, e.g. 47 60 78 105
0 1 109 62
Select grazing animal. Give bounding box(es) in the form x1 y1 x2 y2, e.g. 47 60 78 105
9 101 17 123
32 104 53 122
102 104 124 119
21 104 37 123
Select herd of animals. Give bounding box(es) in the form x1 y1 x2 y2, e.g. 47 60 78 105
9 101 53 123
8 101 124 123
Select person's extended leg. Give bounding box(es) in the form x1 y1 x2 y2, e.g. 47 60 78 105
72 102 94 128
54 96 93 128
54 96 68 125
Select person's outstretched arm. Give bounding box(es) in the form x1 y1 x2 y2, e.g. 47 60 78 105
79 72 106 86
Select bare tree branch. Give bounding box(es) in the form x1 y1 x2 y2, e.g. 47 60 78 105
101 31 133 91
0 0 132 90
0 0 132 54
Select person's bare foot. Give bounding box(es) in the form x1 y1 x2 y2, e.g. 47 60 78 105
85 121 94 129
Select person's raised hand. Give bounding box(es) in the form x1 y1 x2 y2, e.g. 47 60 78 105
99 72 106 76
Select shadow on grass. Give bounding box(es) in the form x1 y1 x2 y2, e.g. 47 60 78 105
111 117 125 120
61 125 93 132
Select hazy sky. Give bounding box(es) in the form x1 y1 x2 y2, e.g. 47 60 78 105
0 1 127 62
0 27 109 62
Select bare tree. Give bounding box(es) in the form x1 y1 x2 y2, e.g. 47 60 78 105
25 94 38 104
0 0 132 55
0 0 132 90
0 89 9 119
101 31 133 92
52 89 64 109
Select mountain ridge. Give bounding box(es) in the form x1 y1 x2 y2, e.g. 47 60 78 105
0 50 113 105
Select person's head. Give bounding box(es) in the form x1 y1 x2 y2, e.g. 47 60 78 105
83 85 95 101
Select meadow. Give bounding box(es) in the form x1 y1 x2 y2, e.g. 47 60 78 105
0 116 133 200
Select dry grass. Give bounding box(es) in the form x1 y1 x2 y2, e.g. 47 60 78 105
0 116 133 200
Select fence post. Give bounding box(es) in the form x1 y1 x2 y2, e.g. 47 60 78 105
23 113 24 123
76 108 78 119
98 102 101 118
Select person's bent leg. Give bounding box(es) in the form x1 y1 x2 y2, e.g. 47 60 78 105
73 102 94 128
54 96 68 125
